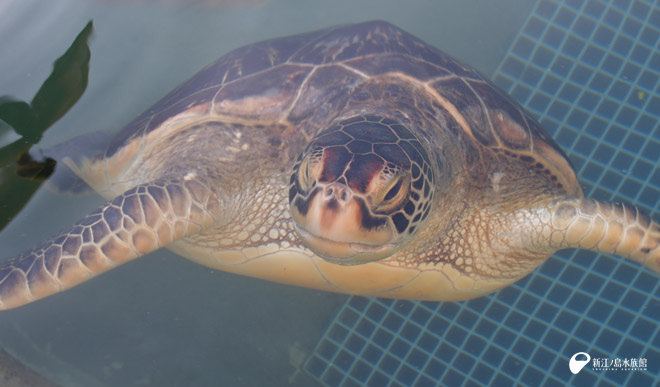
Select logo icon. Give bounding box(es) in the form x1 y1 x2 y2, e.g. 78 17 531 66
569 352 591 374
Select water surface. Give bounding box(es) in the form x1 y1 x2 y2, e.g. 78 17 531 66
0 1 534 385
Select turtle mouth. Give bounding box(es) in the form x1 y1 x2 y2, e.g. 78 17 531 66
294 224 396 264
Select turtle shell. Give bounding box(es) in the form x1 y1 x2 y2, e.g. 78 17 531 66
99 20 580 197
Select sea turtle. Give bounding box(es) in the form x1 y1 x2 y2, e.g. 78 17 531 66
1 21 659 310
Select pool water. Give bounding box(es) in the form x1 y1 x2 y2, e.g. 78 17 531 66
0 0 658 386
307 1 660 386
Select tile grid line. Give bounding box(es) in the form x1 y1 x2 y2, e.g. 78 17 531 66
305 0 660 385
498 0 657 186
497 2 660 205
496 1 660 385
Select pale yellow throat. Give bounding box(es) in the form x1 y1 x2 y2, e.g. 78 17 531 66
292 183 397 264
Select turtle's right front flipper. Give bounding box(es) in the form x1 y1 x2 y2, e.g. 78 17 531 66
542 198 660 273
0 177 219 310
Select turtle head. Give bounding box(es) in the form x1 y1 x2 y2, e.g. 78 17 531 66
289 115 435 264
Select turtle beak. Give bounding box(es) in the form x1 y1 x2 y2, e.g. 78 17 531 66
291 182 397 264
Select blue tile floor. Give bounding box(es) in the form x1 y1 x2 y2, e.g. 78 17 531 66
304 1 660 386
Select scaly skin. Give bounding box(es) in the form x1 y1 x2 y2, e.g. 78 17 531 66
2 183 659 310
547 198 660 272
0 177 219 310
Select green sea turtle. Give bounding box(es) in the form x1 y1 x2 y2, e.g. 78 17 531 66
1 21 659 310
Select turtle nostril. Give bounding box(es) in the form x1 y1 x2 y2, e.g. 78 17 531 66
323 184 351 204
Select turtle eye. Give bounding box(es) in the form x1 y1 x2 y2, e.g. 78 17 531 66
297 158 313 191
376 174 410 212
384 178 403 201
297 151 322 192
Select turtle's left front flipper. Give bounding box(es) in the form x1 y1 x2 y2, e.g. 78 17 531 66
547 198 660 273
0 177 220 310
